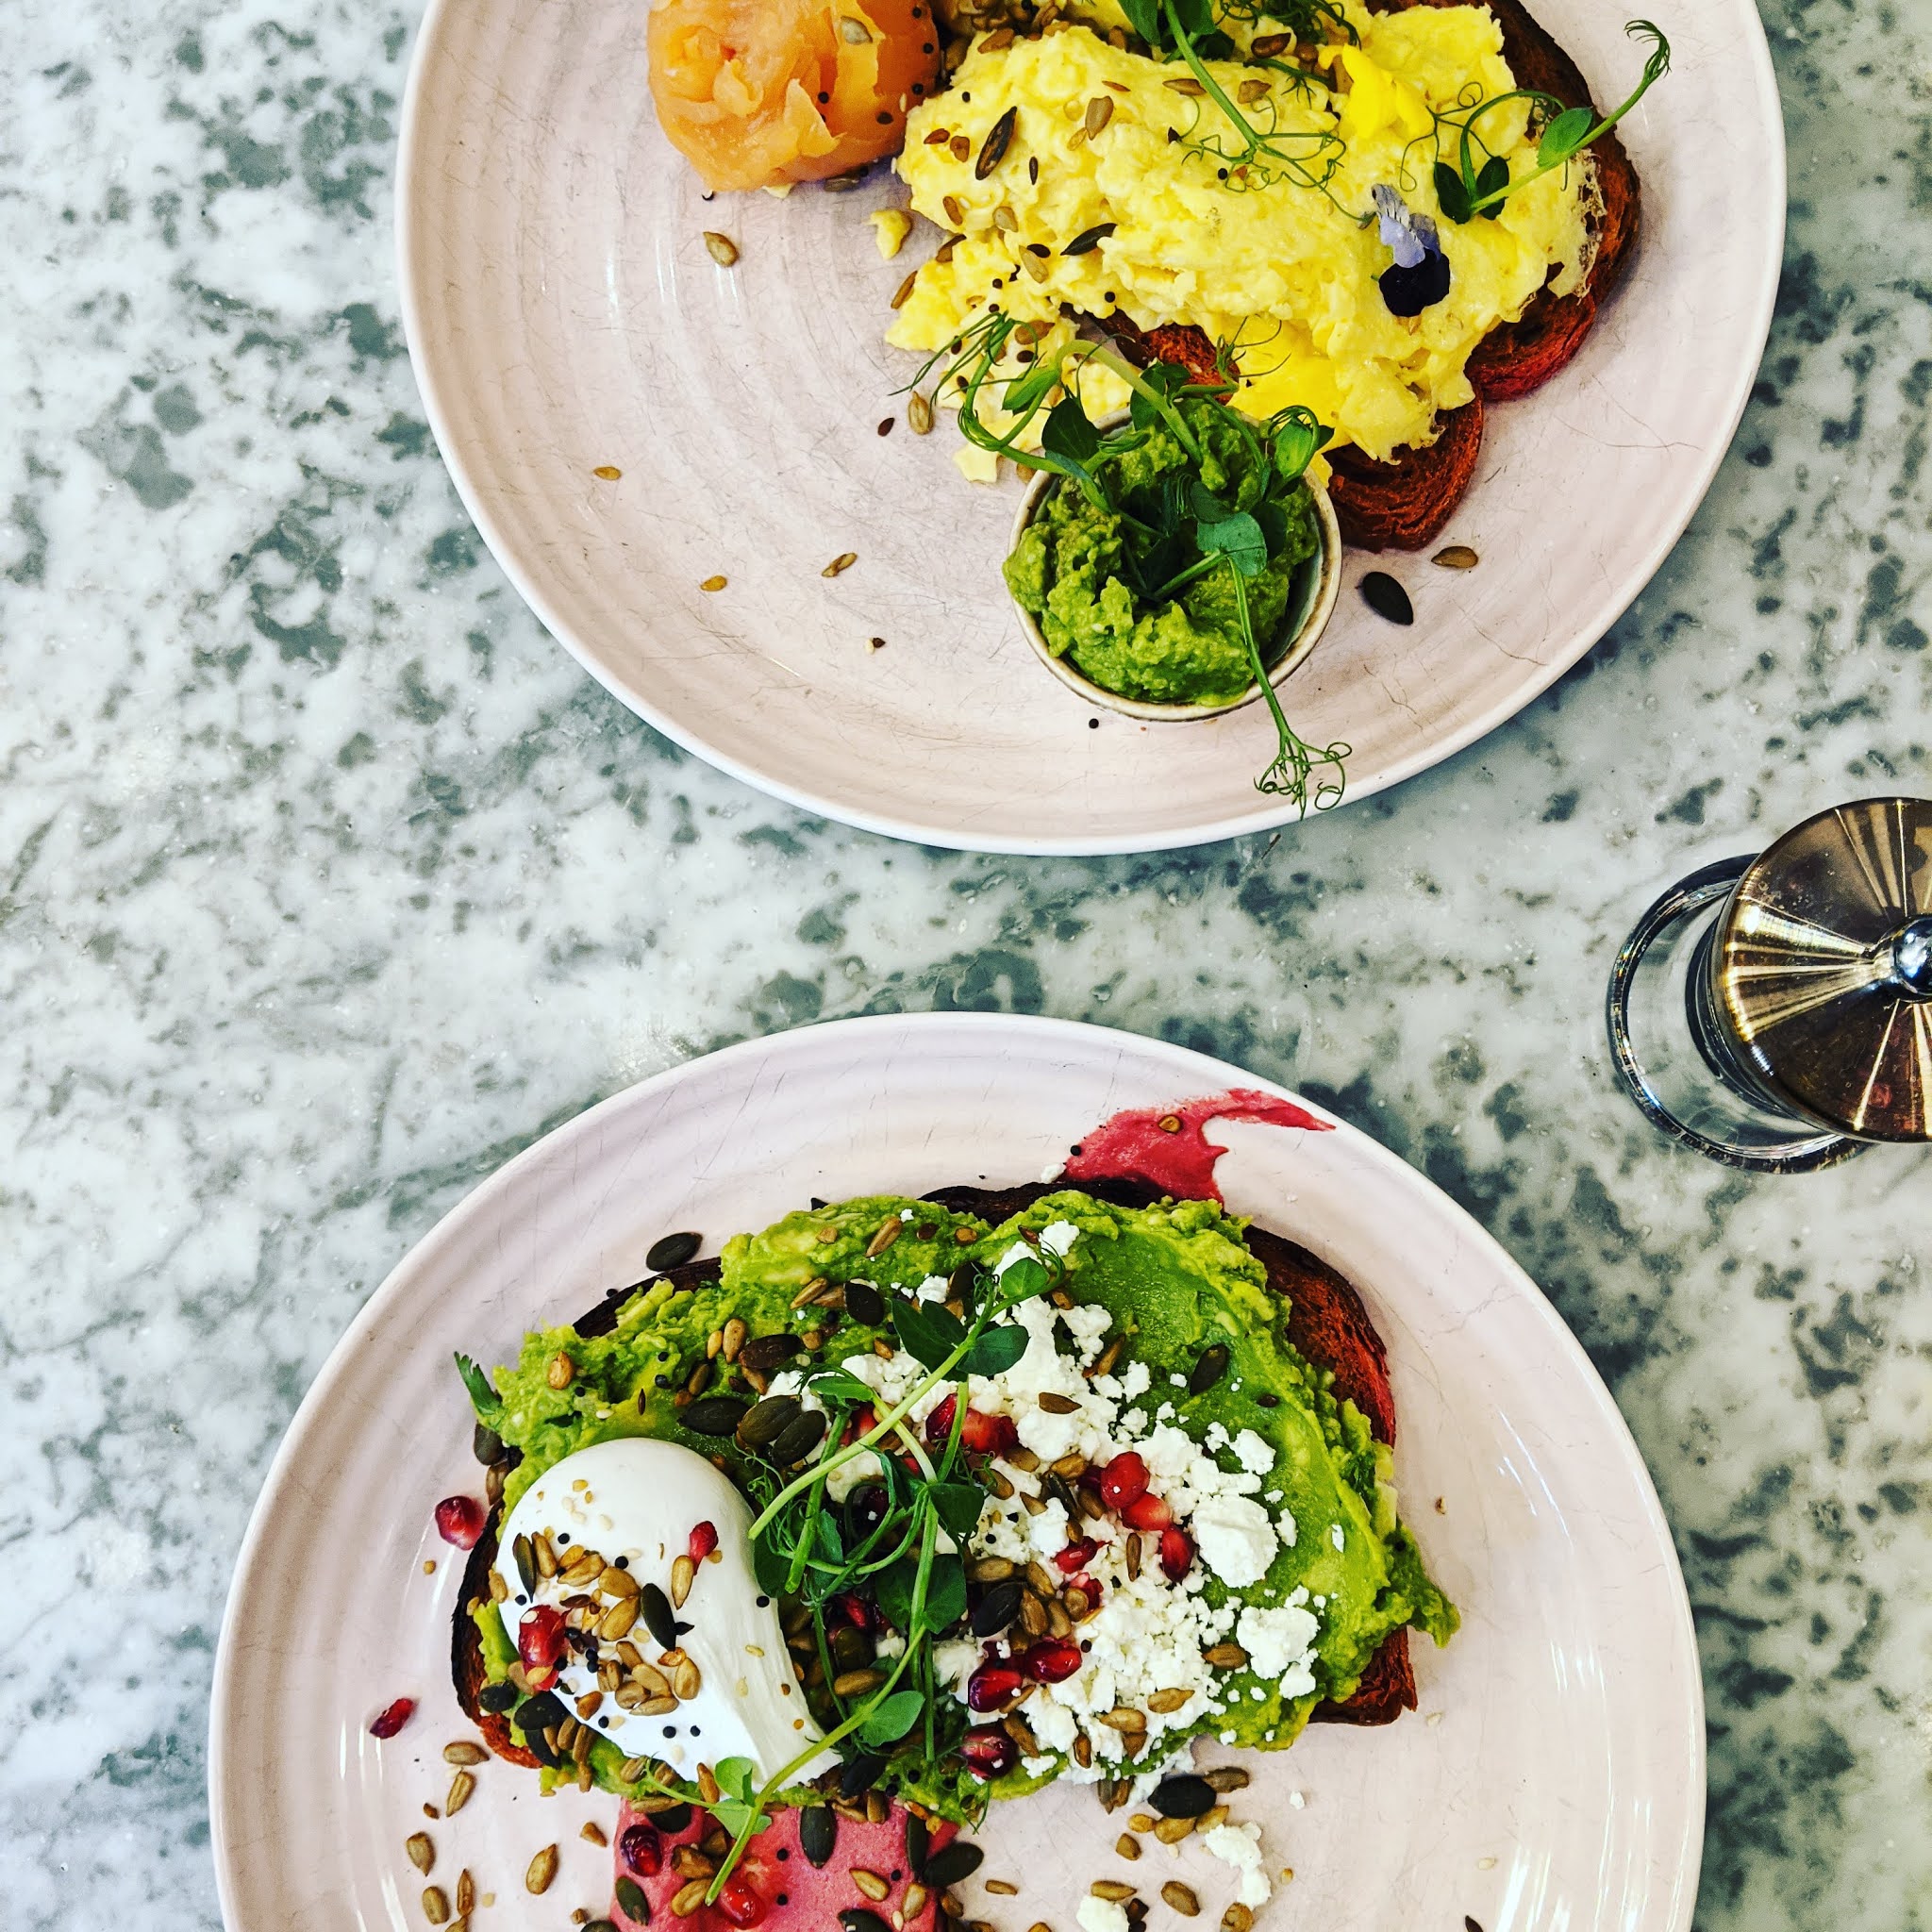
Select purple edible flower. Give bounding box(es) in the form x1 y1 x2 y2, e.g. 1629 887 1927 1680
1372 184 1440 270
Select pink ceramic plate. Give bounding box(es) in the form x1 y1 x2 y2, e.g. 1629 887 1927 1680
395 1 1782 853
211 1015 1703 1931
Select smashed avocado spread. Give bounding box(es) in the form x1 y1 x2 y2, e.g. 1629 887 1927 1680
1004 399 1322 708
469 1189 1454 1824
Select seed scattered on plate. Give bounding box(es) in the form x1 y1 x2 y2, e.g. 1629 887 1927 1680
877 417 894 437
824 552 858 577
1161 1884 1200 1917
891 269 919 310
422 1886 451 1925
1358 571 1414 625
868 637 886 651
445 1770 475 1815
908 391 934 434
526 1844 560 1894
442 1740 487 1766
406 1833 435 1874
592 465 623 481
703 231 740 267
1432 544 1479 569
701 575 727 592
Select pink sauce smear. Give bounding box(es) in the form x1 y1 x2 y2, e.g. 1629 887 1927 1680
1061 1088 1330 1204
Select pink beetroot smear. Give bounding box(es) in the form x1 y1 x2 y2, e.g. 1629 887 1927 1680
1061 1089 1330 1203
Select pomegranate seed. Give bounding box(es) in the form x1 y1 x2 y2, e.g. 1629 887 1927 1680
518 1604 568 1674
434 1494 487 1549
717 1877 769 1926
619 1820 665 1876
689 1520 720 1563
960 1407 1019 1456
1066 1573 1101 1605
966 1658 1026 1710
1021 1640 1083 1683
960 1724 1018 1779
924 1393 958 1447
1158 1527 1194 1580
830 1591 874 1631
368 1696 415 1739
1053 1538 1098 1574
1123 1491 1174 1532
1098 1452 1149 1507
847 1486 889 1538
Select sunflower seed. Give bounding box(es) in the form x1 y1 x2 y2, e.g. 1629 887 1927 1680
1002 1708 1040 1755
1146 1688 1191 1713
905 1883 930 1917
444 1771 475 1815
547 1352 575 1390
1161 1884 1201 1917
853 1870 891 1901
672 1880 711 1917
908 391 935 435
603 1566 641 1599
1091 1883 1136 1903
986 1881 1018 1896
406 1833 435 1874
1202 1766 1251 1792
1116 1834 1141 1860
1432 544 1480 569
422 1886 451 1924
457 1869 475 1915
720 1317 748 1361
674 1657 704 1699
1250 32 1291 55
823 553 858 578
1124 1534 1142 1581
703 231 740 267
1202 1643 1248 1669
671 1555 697 1607
1163 76 1205 94
1072 1731 1092 1768
673 1846 717 1880
1153 1816 1195 1845
975 106 1018 178
525 1845 559 1894
865 1218 903 1257
967 1557 1015 1583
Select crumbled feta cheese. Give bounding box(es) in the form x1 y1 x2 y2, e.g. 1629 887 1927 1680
931 1640 980 1694
824 1449 884 1504
1191 1495 1280 1587
1039 1218 1081 1257
1170 1374 1188 1388
1235 1592 1320 1696
1202 1822 1272 1909
1204 1421 1230 1453
1078 1898 1131 1932
1232 1429 1274 1475
1329 1524 1345 1552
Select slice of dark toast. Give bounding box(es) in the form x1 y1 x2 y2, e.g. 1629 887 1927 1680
452 1184 1415 1751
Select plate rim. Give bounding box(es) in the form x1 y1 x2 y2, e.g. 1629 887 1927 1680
393 0 1786 857
208 1010 1706 1929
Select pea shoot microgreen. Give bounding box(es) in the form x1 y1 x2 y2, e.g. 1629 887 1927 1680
1428 20 1670 224
912 310 1348 815
697 1249 1061 1900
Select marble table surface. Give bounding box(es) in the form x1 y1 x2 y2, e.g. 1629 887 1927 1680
3 1 1928 1926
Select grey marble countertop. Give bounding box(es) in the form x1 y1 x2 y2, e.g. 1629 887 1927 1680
4 1 1928 1926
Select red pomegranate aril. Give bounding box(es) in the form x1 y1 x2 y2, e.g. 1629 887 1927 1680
369 1696 415 1739
966 1659 1026 1710
1052 1538 1097 1574
689 1519 720 1563
619 1820 665 1876
960 1407 1019 1456
434 1494 487 1549
717 1876 769 1925
830 1591 875 1631
924 1393 959 1447
960 1724 1019 1779
1098 1452 1149 1507
518 1603 568 1674
1123 1491 1174 1533
1158 1526 1194 1581
1021 1640 1083 1683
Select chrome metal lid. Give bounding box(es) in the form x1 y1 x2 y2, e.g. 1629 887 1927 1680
1712 797 1932 1141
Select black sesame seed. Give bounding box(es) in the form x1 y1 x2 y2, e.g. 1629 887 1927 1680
615 1556 629 1569
557 1533 571 1545
756 1594 771 1607
819 91 829 103
1088 718 1100 729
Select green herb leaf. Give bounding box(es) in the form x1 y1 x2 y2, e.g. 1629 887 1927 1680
807 1368 877 1404
1197 508 1269 579
1538 104 1594 166
876 1552 922 1631
892 1295 966 1372
1042 396 1102 466
1272 408 1331 483
997 1257 1052 1304
1432 160 1473 225
1119 0 1162 45
923 1554 968 1629
714 1757 759 1802
858 1690 924 1747
454 1353 501 1417
928 1481 988 1538
962 1324 1029 1378
1474 153 1509 216
752 1529 793 1599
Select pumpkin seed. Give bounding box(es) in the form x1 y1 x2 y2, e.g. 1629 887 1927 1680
1359 571 1414 625
1151 1774 1215 1819
801 1805 839 1868
1096 1707 1146 1733
472 1421 504 1464
739 1333 802 1377
1187 1345 1229 1394
1072 1731 1092 1769
1161 1884 1201 1917
844 1278 887 1324
833 1667 887 1697
703 231 740 268
647 1231 703 1272
684 1395 749 1437
525 1844 560 1894
972 1577 1024 1637
406 1832 435 1874
840 1753 887 1797
967 1557 1015 1583
770 1408 831 1465
923 1840 984 1890
738 1393 804 1449
641 1581 679 1649
865 1218 904 1257
616 1875 652 1922
586 1923 619 1932
1432 544 1480 569
1002 1708 1039 1755
975 106 1018 178
422 1886 451 1924
905 1809 929 1876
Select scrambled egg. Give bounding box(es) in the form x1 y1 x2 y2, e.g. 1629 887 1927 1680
891 2 1592 467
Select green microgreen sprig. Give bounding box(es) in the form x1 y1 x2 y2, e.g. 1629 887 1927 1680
699 1249 1060 1901
1429 20 1670 224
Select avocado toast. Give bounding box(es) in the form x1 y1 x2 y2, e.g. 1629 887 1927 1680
450 1178 1455 1849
